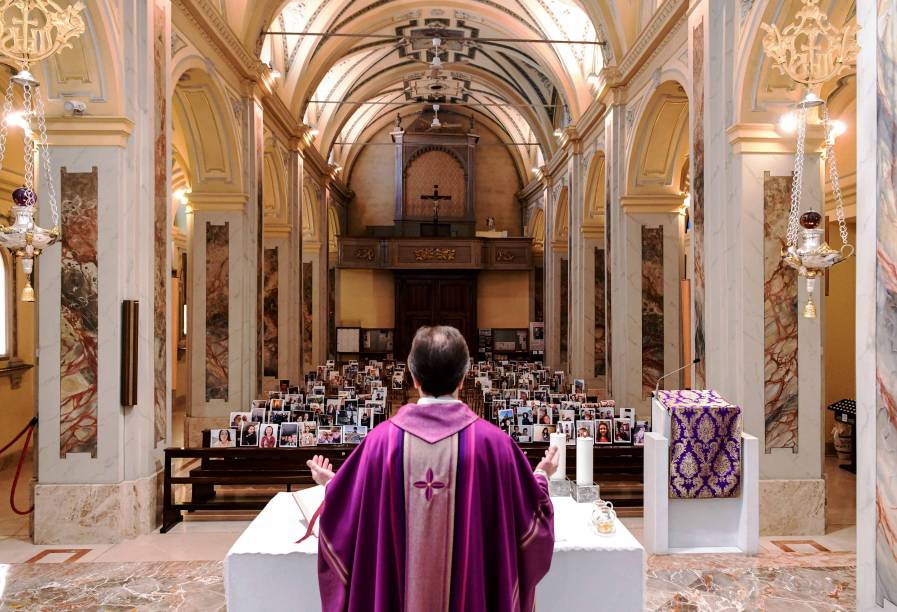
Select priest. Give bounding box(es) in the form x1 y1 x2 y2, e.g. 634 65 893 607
307 325 559 611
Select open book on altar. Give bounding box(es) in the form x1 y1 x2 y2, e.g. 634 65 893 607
292 485 325 538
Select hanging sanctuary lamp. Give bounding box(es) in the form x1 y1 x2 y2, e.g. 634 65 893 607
761 0 857 318
0 1 87 301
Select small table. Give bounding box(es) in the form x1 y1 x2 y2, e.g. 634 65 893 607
827 398 856 473
225 493 645 612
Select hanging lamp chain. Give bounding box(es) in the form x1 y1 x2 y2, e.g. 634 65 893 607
34 83 58 229
0 80 13 172
786 104 807 249
821 103 850 248
21 81 33 193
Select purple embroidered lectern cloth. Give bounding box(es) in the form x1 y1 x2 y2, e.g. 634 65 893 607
657 390 742 499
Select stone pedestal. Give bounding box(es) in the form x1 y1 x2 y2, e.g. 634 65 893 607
549 478 572 497
572 482 600 503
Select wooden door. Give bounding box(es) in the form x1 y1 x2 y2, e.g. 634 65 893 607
394 272 477 360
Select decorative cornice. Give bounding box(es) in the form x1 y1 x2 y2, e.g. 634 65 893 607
727 122 827 154
544 145 569 180
188 191 249 212
619 193 686 214
517 175 545 203
46 116 134 148
611 0 687 87
173 0 263 82
581 225 605 240
557 126 580 152
264 223 292 238
172 226 188 251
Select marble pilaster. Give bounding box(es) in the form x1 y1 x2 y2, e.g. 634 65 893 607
618 210 683 411
567 143 597 383
856 0 897 608
686 0 826 534
604 102 626 399
542 183 563 370
299 171 329 368
35 0 168 541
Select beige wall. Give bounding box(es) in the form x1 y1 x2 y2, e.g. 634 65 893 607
474 126 523 235
337 269 395 328
823 221 856 448
346 126 395 234
0 258 35 467
347 120 523 236
477 271 530 328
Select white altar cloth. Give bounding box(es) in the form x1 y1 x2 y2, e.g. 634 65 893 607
225 492 645 612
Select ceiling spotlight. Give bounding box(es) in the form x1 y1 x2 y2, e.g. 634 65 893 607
587 72 600 88
553 128 563 138
64 100 86 115
778 112 798 134
269 69 281 80
682 193 691 208
309 128 320 137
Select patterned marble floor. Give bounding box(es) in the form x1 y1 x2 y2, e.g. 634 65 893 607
0 453 857 610
0 552 855 611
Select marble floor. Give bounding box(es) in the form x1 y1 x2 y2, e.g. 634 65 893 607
0 452 857 610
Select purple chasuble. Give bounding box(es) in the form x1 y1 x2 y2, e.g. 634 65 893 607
317 402 554 612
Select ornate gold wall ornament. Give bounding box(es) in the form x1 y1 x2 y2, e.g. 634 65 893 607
0 1 87 300
495 249 515 262
760 0 858 87
413 247 456 262
354 247 375 262
0 0 87 68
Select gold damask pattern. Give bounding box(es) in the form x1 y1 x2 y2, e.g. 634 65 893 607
413 248 456 262
669 403 742 499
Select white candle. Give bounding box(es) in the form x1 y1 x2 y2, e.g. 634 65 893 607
549 433 566 480
576 437 593 486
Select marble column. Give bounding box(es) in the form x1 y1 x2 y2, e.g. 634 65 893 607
286 148 303 383
567 137 598 384
34 0 170 543
857 0 897 607
604 93 626 400
615 205 684 411
184 92 264 444
242 88 265 403
697 0 825 534
301 175 329 368
542 180 563 370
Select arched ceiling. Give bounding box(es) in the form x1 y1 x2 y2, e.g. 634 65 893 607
206 0 676 170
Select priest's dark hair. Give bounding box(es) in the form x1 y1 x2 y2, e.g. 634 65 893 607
408 325 470 397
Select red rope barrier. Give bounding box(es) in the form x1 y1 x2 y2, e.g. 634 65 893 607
3 418 36 515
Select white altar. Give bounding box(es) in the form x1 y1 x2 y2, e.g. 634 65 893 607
225 492 645 612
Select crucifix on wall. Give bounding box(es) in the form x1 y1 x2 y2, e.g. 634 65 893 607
420 184 452 223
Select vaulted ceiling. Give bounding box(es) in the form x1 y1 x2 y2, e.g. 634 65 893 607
205 1 659 169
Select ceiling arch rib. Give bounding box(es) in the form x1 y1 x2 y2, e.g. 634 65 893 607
305 52 555 168
312 60 553 160
337 98 534 186
260 0 607 134
282 8 582 119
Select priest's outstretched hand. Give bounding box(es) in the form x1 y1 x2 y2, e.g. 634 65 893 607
307 455 335 486
535 445 560 478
